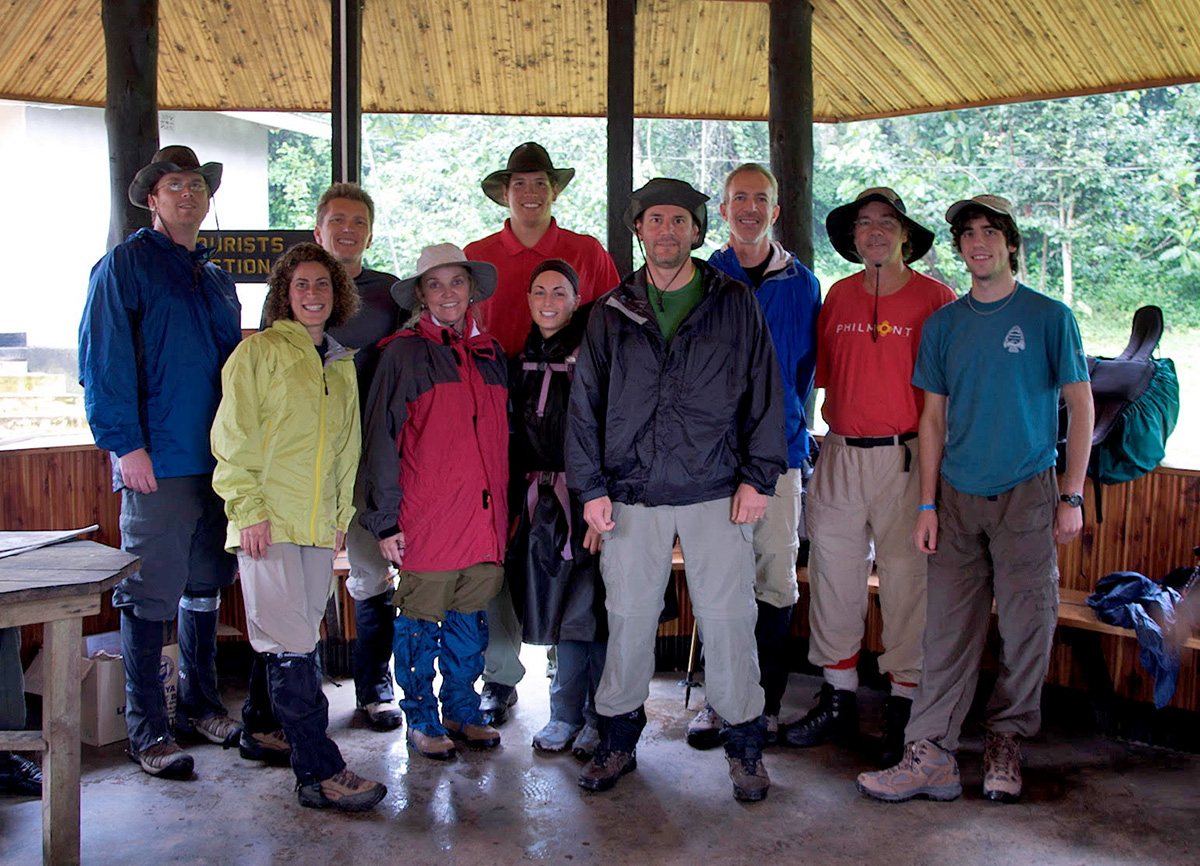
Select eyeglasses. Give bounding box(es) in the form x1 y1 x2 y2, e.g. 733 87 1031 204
854 217 901 231
156 179 208 194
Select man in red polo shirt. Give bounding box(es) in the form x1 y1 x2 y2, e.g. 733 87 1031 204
466 143 620 726
466 142 620 358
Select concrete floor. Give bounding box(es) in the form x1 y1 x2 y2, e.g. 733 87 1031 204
1 651 1197 866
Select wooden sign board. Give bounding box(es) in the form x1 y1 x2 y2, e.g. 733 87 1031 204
196 230 313 282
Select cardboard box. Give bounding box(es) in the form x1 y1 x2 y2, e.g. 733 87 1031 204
25 631 179 747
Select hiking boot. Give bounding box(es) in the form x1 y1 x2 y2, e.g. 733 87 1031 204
444 718 501 749
686 703 724 750
533 719 582 753
297 767 387 812
479 682 518 727
578 747 637 792
780 684 858 748
129 740 194 780
764 714 779 747
0 752 42 796
727 756 770 802
879 695 912 768
359 701 403 732
571 722 600 761
856 739 962 803
407 727 457 761
238 729 290 766
983 732 1022 803
192 713 241 747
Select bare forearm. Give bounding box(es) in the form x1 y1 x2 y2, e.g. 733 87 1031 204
1060 380 1095 494
917 394 946 504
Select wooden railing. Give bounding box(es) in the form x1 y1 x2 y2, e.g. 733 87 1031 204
2 443 1197 710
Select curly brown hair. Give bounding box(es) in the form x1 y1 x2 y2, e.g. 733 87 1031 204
262 242 360 331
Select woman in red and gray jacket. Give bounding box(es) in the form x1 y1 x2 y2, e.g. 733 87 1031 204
359 244 509 761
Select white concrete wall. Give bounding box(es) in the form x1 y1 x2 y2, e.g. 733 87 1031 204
0 104 270 350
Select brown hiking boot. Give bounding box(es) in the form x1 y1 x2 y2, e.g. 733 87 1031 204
983 732 1022 803
129 740 194 780
192 713 241 747
686 703 724 750
578 747 637 792
444 718 501 749
238 729 290 766
856 739 961 803
297 768 387 812
407 728 457 761
727 756 770 802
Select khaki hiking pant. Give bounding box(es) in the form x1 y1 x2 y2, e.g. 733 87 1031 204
806 434 927 684
905 469 1060 751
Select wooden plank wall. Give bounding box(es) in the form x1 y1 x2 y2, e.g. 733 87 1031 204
0 445 246 662
3 444 1197 709
652 469 1200 711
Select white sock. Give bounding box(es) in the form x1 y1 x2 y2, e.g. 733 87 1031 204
824 666 858 692
890 680 917 700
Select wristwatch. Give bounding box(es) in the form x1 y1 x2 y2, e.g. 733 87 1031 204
1059 493 1084 508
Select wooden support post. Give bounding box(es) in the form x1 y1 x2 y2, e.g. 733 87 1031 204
768 0 815 269
102 0 158 252
332 0 364 184
42 616 82 866
607 0 636 277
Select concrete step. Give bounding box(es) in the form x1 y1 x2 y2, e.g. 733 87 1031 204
0 373 73 394
0 413 90 432
0 393 86 413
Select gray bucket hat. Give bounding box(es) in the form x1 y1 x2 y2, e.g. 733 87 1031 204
391 244 498 310
825 187 934 264
622 178 710 249
128 145 222 209
481 142 576 206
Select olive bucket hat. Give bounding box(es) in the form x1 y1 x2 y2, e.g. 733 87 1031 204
127 145 223 209
825 187 934 264
622 178 710 249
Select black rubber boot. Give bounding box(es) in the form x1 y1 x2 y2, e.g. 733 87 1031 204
879 695 913 768
755 601 794 725
780 683 858 748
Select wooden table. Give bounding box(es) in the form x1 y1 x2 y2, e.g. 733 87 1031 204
0 535 140 866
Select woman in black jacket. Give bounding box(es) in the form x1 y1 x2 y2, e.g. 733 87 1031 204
506 260 606 757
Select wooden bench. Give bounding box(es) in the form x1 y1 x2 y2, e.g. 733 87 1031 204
789 567 1199 650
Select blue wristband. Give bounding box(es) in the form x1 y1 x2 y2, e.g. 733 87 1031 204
918 504 937 512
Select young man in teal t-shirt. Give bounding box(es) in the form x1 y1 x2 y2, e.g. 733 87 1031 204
857 195 1093 806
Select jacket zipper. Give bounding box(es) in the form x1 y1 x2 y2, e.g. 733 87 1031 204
310 366 328 543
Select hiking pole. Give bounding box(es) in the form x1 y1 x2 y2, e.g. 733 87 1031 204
679 620 700 709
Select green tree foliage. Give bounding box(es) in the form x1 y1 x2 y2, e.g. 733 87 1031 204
266 86 1200 333
267 130 331 229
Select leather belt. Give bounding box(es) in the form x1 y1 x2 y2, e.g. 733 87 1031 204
843 431 918 448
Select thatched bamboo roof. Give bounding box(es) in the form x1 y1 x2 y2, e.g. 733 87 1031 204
2 0 1197 121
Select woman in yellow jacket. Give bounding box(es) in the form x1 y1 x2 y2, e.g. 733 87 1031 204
211 242 386 812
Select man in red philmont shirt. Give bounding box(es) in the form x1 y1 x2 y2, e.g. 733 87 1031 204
781 188 955 767
465 142 620 725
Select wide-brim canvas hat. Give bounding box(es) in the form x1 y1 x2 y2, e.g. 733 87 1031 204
945 194 1017 224
391 244 498 310
128 145 223 209
481 142 576 206
622 178 710 249
825 187 934 264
